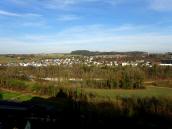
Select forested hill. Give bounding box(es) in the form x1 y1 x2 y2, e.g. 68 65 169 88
71 50 148 56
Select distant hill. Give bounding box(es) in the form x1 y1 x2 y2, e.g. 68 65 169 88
71 50 148 56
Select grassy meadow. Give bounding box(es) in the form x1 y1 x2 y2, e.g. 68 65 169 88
84 86 172 99
0 90 37 101
1 85 172 102
0 54 66 64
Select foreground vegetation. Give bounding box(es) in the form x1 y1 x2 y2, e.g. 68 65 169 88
0 63 172 128
1 86 172 129
1 86 172 102
0 90 33 101
0 64 172 102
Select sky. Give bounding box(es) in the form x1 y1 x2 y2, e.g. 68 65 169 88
0 0 172 54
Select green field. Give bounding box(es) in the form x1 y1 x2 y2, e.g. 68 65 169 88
0 56 18 63
0 54 68 63
84 86 172 100
0 91 33 101
1 85 172 102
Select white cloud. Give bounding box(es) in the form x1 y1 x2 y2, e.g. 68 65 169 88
0 38 66 54
1 33 172 54
0 9 46 29
45 0 126 9
9 0 125 10
0 10 21 17
0 9 42 17
149 0 172 11
21 21 47 27
57 14 81 21
10 0 172 12
1 24 172 53
9 0 28 5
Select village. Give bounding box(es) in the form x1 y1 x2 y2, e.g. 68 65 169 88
1 54 172 68
0 55 154 67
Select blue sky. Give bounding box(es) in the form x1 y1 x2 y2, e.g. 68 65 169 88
0 0 172 53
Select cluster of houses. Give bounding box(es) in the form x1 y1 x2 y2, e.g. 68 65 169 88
159 59 172 66
0 56 155 67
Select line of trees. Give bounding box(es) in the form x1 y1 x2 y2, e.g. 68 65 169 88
0 65 145 89
1 64 172 90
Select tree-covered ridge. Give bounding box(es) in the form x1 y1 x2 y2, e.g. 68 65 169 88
71 50 148 56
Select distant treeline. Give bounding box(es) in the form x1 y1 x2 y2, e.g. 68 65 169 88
71 50 148 56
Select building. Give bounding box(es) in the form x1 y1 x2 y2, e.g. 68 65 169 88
160 59 172 66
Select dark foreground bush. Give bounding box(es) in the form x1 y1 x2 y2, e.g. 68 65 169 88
0 89 172 129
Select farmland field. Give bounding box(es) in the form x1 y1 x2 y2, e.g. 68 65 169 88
1 85 172 102
0 90 34 101
84 86 172 99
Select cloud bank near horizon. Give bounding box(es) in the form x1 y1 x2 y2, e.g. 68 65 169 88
0 0 172 53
